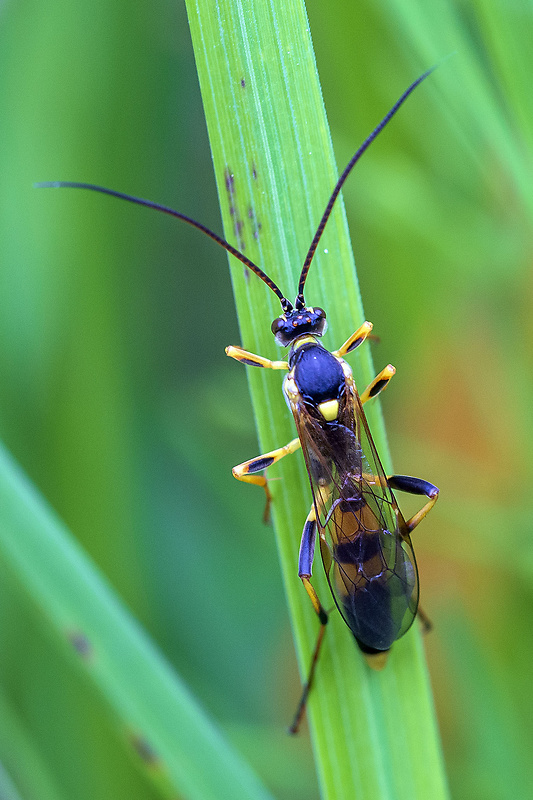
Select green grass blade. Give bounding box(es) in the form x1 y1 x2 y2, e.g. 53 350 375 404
0 690 63 800
0 442 274 800
185 1 448 797
0 765 24 800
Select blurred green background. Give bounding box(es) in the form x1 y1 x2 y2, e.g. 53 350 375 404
0 0 532 798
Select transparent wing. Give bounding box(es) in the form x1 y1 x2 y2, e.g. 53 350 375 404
290 376 419 651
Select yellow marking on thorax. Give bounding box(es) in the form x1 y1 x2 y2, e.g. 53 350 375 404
318 399 339 421
292 335 316 351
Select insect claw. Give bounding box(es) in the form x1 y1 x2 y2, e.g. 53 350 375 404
262 482 272 524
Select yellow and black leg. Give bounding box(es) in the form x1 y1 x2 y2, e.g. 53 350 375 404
333 320 374 358
225 345 288 370
289 503 329 734
387 474 439 531
360 363 396 404
387 475 439 632
232 438 301 522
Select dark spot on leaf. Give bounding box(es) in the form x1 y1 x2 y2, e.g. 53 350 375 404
224 166 245 251
224 168 235 193
68 630 92 659
130 733 160 767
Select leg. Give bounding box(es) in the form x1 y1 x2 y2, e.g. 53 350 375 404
387 476 438 635
289 505 329 734
226 345 288 370
387 474 439 531
417 605 432 634
360 363 396 404
232 438 300 522
333 320 373 357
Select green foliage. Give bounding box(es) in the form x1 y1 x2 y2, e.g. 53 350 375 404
0 0 532 797
0 445 273 799
185 2 446 798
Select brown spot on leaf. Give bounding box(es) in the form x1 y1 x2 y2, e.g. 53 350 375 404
130 733 160 767
68 630 92 659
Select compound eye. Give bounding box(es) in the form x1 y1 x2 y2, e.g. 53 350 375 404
313 306 326 320
271 317 285 335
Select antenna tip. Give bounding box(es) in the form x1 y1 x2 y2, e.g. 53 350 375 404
34 181 62 189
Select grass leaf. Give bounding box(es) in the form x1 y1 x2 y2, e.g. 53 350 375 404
0 443 274 800
185 1 448 797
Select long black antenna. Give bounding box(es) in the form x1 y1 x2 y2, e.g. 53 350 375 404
38 69 435 314
295 67 435 309
36 181 292 312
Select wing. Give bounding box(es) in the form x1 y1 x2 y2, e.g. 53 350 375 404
288 371 419 652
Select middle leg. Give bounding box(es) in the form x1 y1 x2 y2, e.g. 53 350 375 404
232 437 301 522
360 363 396 404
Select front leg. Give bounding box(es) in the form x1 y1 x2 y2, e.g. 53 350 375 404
333 320 373 357
226 345 288 370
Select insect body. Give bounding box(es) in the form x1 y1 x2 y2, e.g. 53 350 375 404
39 68 439 732
227 295 438 732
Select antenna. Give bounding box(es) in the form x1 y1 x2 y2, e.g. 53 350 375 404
295 67 435 309
37 68 435 315
36 181 292 311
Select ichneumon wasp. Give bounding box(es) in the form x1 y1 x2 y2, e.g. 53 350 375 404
39 68 439 733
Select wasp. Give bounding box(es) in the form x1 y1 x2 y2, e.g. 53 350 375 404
39 68 439 733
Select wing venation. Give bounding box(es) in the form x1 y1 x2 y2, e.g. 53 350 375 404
289 372 419 651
